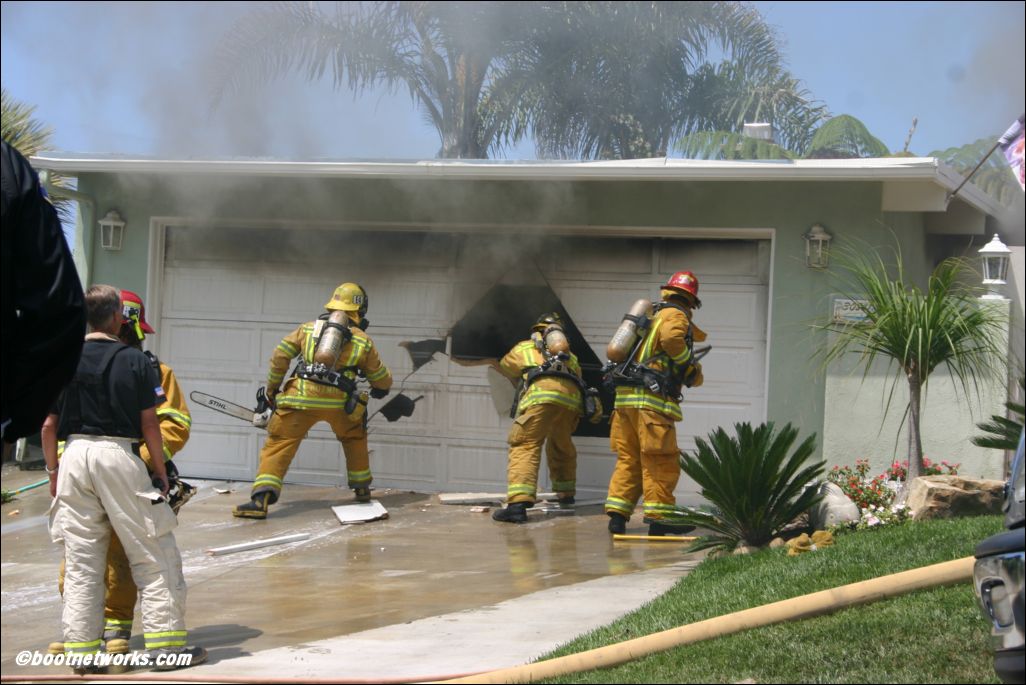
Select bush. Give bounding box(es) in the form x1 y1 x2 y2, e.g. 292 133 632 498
677 422 825 554
830 503 911 534
884 457 959 481
827 459 894 510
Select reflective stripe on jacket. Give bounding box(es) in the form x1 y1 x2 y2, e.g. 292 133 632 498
271 321 391 410
499 341 582 416
613 306 691 421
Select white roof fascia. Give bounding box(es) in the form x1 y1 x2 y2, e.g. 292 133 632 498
28 154 1008 219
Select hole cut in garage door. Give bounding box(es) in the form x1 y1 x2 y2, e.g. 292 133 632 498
448 283 610 438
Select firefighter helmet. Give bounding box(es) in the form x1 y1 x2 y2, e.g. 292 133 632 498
325 283 369 316
532 311 563 332
120 289 155 341
662 271 701 307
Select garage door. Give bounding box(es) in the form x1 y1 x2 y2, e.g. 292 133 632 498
158 226 769 501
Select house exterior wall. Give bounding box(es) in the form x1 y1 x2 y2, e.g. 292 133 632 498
76 172 1005 474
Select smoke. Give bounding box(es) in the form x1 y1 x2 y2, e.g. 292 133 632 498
1 1 435 159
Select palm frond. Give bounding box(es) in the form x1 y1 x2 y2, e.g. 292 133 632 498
805 114 889 158
1 87 74 223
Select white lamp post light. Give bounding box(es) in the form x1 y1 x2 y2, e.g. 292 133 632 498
978 233 1011 300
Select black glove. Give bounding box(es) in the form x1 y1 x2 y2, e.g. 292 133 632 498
370 387 390 400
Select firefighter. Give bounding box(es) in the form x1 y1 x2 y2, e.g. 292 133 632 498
491 312 584 524
49 290 194 661
234 283 392 519
605 271 706 537
41 285 205 673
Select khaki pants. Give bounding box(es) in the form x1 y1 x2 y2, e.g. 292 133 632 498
58 534 135 638
252 407 369 503
57 421 191 635
505 403 579 504
49 437 187 654
604 408 681 520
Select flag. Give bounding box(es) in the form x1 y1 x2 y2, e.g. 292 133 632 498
998 114 1025 191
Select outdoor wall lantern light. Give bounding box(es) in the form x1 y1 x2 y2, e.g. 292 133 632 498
99 210 125 251
978 233 1011 300
803 223 832 269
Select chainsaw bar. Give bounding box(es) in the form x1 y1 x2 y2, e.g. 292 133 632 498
190 391 256 423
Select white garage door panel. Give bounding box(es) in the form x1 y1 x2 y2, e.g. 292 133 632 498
164 267 266 319
659 240 766 282
701 344 766 396
690 288 766 339
160 227 768 498
164 322 264 374
450 385 508 434
370 440 441 485
175 428 256 481
552 239 653 274
446 443 513 489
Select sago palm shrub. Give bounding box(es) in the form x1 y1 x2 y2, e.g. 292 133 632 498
677 422 825 554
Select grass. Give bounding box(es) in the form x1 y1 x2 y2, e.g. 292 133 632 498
540 516 1004 684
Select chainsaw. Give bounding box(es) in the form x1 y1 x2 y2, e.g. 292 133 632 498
190 387 274 428
192 387 422 428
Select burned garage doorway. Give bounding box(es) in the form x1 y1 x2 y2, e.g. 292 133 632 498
157 224 768 499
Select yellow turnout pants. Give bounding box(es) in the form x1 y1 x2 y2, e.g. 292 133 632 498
505 403 579 504
252 407 369 503
605 407 681 521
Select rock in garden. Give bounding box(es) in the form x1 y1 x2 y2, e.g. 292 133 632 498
809 481 860 529
906 475 1005 519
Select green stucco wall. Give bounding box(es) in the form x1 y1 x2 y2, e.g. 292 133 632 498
76 172 949 460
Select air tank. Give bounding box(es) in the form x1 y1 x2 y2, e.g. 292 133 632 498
606 298 652 362
313 310 350 366
542 325 570 355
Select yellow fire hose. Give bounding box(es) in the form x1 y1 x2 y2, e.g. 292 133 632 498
0 557 974 685
432 555 975 684
612 534 697 542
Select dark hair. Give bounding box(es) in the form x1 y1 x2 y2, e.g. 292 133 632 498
85 284 120 330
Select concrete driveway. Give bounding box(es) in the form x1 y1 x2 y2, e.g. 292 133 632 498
1 463 701 680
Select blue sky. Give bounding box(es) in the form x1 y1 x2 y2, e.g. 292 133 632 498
1 1 1023 160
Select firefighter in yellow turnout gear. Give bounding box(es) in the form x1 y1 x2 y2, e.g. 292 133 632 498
605 272 706 537
234 283 392 519
51 289 193 658
492 313 583 524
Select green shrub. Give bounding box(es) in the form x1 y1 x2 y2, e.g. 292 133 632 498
678 422 826 553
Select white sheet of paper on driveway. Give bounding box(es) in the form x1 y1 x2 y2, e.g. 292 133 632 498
332 500 389 525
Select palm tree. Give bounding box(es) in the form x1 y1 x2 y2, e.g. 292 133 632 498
677 113 890 160
1 87 71 220
819 244 1008 490
214 1 539 159
215 2 808 161
520 2 810 159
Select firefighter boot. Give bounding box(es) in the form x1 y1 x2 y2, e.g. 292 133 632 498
105 638 130 674
557 496 575 510
492 501 531 524
354 487 372 503
645 519 696 537
233 493 271 519
607 512 627 535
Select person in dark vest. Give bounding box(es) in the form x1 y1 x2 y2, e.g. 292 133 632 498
41 284 205 673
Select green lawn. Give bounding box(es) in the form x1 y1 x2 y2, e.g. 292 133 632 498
541 516 1004 684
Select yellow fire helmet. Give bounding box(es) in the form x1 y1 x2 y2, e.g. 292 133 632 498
325 282 369 315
